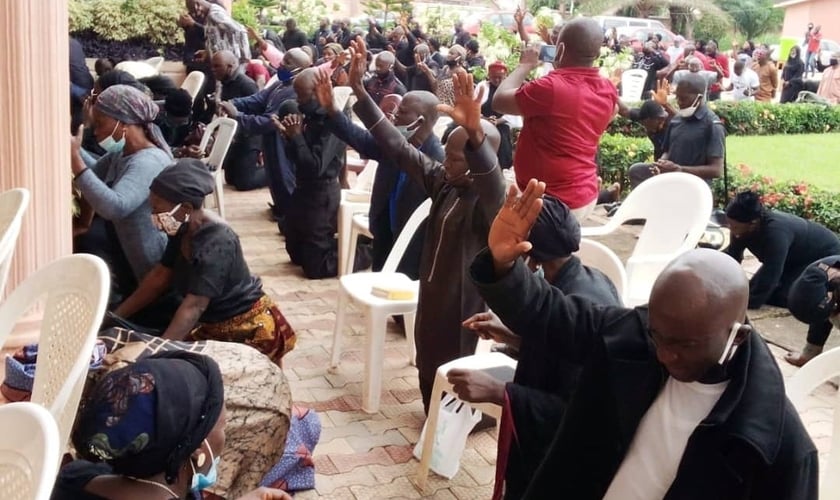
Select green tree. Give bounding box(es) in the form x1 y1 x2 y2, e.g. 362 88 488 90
363 0 412 29
716 0 783 40
246 0 279 24
579 0 725 20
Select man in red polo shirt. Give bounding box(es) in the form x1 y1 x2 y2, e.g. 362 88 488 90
704 41 730 101
491 17 617 221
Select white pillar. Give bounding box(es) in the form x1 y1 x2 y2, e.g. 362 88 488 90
0 0 72 345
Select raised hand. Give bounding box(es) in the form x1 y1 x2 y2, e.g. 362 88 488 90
488 179 546 273
436 72 483 135
314 69 337 114
348 36 369 92
651 78 670 105
520 43 541 70
514 7 525 26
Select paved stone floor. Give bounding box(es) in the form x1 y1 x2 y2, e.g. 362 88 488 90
226 184 836 499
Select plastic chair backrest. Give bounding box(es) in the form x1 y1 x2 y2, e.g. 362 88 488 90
381 198 432 273
144 56 164 72
0 255 109 451
621 68 648 102
0 188 30 299
0 402 60 500
333 86 353 111
576 238 627 303
199 117 238 171
180 71 206 101
786 346 840 498
354 160 378 192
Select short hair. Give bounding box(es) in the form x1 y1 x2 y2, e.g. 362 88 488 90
465 39 480 53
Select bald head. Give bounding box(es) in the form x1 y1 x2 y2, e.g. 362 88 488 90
375 51 396 76
648 249 750 382
293 67 319 104
557 18 604 66
211 50 238 81
284 48 313 73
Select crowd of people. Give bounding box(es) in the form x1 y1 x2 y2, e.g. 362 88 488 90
57 1 840 498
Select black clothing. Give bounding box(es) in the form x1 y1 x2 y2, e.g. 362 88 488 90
632 51 669 98
326 111 442 279
364 72 407 105
470 249 819 500
182 18 206 65
504 257 621 499
354 93 506 412
454 30 471 48
394 33 418 68
466 54 486 71
161 223 263 323
661 104 725 167
401 61 439 93
284 108 360 279
281 28 308 49
69 37 94 92
781 59 805 103
156 116 195 148
263 28 284 51
366 31 388 51
481 83 514 168
220 72 266 191
628 108 670 159
726 210 840 310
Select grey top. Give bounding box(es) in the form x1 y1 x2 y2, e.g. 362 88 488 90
74 147 172 281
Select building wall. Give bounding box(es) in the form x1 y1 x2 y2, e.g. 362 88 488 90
782 0 840 42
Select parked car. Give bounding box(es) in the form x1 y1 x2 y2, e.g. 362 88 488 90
594 15 667 32
462 11 536 36
771 38 840 71
614 27 678 50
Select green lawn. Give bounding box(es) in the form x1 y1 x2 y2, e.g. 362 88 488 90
726 134 840 192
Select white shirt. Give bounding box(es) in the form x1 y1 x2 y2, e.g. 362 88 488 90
603 377 729 500
731 68 760 101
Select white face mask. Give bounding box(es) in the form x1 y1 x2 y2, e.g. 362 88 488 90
98 121 126 154
151 203 188 236
394 116 423 141
717 322 742 365
677 94 702 118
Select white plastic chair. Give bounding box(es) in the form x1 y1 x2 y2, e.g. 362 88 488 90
198 117 238 218
144 56 164 72
620 68 648 102
582 172 712 307
416 351 517 489
333 86 353 112
576 238 627 304
345 213 375 276
331 198 432 413
180 70 206 102
338 161 378 276
0 402 61 500
0 188 30 299
786 346 840 499
0 254 109 451
114 60 158 79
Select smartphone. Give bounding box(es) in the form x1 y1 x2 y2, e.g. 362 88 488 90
539 44 557 63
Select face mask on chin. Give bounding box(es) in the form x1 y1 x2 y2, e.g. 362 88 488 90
394 116 423 140
151 203 187 236
677 94 702 118
190 439 220 493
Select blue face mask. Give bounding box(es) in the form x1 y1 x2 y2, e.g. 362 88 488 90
98 121 126 154
190 439 220 493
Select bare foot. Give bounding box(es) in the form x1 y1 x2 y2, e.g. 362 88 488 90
606 182 621 203
784 344 823 367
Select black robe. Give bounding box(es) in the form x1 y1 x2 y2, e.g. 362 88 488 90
354 95 506 412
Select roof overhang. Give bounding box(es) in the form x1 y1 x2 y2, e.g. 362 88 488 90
774 0 810 8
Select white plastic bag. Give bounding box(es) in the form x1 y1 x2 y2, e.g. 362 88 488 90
413 393 483 479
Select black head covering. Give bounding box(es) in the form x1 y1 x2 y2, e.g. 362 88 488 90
97 69 146 93
150 159 216 208
726 190 764 223
164 89 194 119
73 351 224 483
788 257 840 325
529 195 581 262
638 100 667 121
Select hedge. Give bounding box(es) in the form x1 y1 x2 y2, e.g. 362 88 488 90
597 134 840 233
608 101 840 137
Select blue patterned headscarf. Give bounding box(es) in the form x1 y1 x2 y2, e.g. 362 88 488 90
73 351 224 483
94 84 173 158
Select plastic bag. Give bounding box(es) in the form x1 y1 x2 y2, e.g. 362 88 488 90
413 393 482 479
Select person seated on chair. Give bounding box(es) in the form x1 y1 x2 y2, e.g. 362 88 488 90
72 85 173 308
470 180 818 500
112 160 296 366
787 257 840 366
318 85 441 279
347 37 506 413
817 54 840 104
476 61 521 170
724 191 840 366
448 195 622 500
52 351 294 500
627 73 725 189
211 50 268 191
271 68 371 279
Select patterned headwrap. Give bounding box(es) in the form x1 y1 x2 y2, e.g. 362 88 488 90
94 84 173 158
72 351 224 483
324 43 343 56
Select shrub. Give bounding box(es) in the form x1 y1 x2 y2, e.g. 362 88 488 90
598 134 654 192
608 101 840 137
713 165 840 232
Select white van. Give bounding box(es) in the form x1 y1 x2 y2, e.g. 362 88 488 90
593 15 667 32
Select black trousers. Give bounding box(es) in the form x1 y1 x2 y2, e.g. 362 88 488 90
285 179 370 279
224 146 267 191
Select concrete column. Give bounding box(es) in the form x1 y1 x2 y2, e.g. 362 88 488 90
0 1 72 344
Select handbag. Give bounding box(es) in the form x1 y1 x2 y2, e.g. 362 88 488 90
412 393 482 479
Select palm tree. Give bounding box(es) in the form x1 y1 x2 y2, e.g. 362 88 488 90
579 0 727 24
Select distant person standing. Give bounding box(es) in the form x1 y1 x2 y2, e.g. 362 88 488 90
781 46 806 104
704 41 730 101
633 41 669 99
806 24 822 78
282 18 308 50
193 0 251 62
752 48 779 102
728 60 760 101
